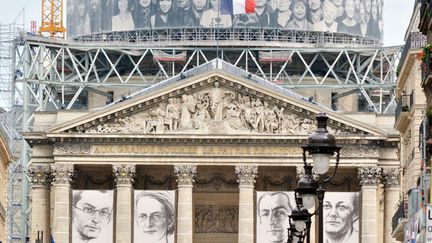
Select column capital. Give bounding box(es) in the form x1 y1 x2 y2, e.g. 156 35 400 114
28 165 51 187
235 165 257 187
358 166 382 187
174 164 197 186
113 164 136 185
50 163 74 185
382 167 400 188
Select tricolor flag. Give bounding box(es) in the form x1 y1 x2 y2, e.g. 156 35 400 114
221 0 256 15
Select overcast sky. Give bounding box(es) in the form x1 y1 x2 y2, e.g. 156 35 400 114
0 0 416 47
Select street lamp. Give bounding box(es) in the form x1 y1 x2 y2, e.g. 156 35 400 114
289 113 341 243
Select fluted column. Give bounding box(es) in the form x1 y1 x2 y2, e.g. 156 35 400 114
358 166 382 243
29 165 51 243
51 164 74 243
236 165 257 243
113 164 136 243
383 168 401 243
174 164 197 243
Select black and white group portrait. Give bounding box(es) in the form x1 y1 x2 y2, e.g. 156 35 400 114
67 0 383 40
134 190 176 243
323 192 360 243
256 191 295 243
72 190 114 243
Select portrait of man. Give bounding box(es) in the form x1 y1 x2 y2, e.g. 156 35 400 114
323 192 360 243
134 190 176 243
256 191 295 243
72 190 114 243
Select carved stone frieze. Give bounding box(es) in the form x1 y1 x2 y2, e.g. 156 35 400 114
340 146 379 158
235 165 258 187
83 83 366 135
383 168 400 188
28 165 51 187
174 164 197 186
113 164 136 185
50 164 74 185
358 166 382 187
195 205 238 233
194 175 238 192
54 143 90 154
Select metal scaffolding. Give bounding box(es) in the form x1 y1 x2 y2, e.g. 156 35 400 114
4 31 401 242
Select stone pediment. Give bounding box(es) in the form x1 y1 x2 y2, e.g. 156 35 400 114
46 69 387 137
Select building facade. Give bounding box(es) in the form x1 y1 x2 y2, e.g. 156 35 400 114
24 63 400 243
0 126 11 241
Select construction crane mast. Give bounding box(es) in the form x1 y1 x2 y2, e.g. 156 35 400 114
39 0 66 38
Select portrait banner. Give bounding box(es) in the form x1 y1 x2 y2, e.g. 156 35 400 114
323 192 360 243
72 190 114 243
256 191 296 243
134 190 176 243
67 0 383 41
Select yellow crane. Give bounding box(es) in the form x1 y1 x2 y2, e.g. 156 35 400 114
39 0 66 38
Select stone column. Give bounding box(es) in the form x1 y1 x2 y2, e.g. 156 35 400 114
358 166 382 243
29 165 51 243
383 168 401 243
113 164 136 243
236 165 257 243
174 164 197 243
51 163 74 243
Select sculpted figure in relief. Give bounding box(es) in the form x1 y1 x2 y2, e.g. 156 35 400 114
84 83 362 135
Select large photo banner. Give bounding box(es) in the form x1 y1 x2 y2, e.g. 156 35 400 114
67 0 383 40
323 192 360 243
256 191 296 243
134 190 176 243
72 190 114 243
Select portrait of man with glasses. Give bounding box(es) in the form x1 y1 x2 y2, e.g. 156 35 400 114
134 191 176 243
72 190 114 243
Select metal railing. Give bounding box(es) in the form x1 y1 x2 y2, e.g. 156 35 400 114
395 90 414 121
64 28 381 48
392 200 407 232
398 32 427 72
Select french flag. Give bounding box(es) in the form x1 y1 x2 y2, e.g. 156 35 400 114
221 0 256 15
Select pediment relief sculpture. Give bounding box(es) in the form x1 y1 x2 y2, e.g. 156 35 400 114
83 82 367 136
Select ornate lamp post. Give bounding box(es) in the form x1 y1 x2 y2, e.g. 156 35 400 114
288 113 341 243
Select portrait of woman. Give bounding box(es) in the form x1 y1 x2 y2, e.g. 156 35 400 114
189 0 207 26
134 191 176 243
200 0 232 27
76 0 91 35
307 0 322 26
286 0 309 30
337 0 360 35
133 0 152 29
151 0 175 28
112 0 135 31
312 0 338 32
270 0 292 28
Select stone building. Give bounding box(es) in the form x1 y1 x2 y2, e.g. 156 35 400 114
24 61 401 243
391 1 427 241
0 125 11 241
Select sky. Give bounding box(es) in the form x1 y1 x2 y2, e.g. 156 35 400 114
0 0 416 47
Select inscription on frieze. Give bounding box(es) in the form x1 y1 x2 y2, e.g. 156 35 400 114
195 205 238 233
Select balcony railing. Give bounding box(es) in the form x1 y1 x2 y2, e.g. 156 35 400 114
392 200 407 232
398 32 427 73
395 90 414 121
